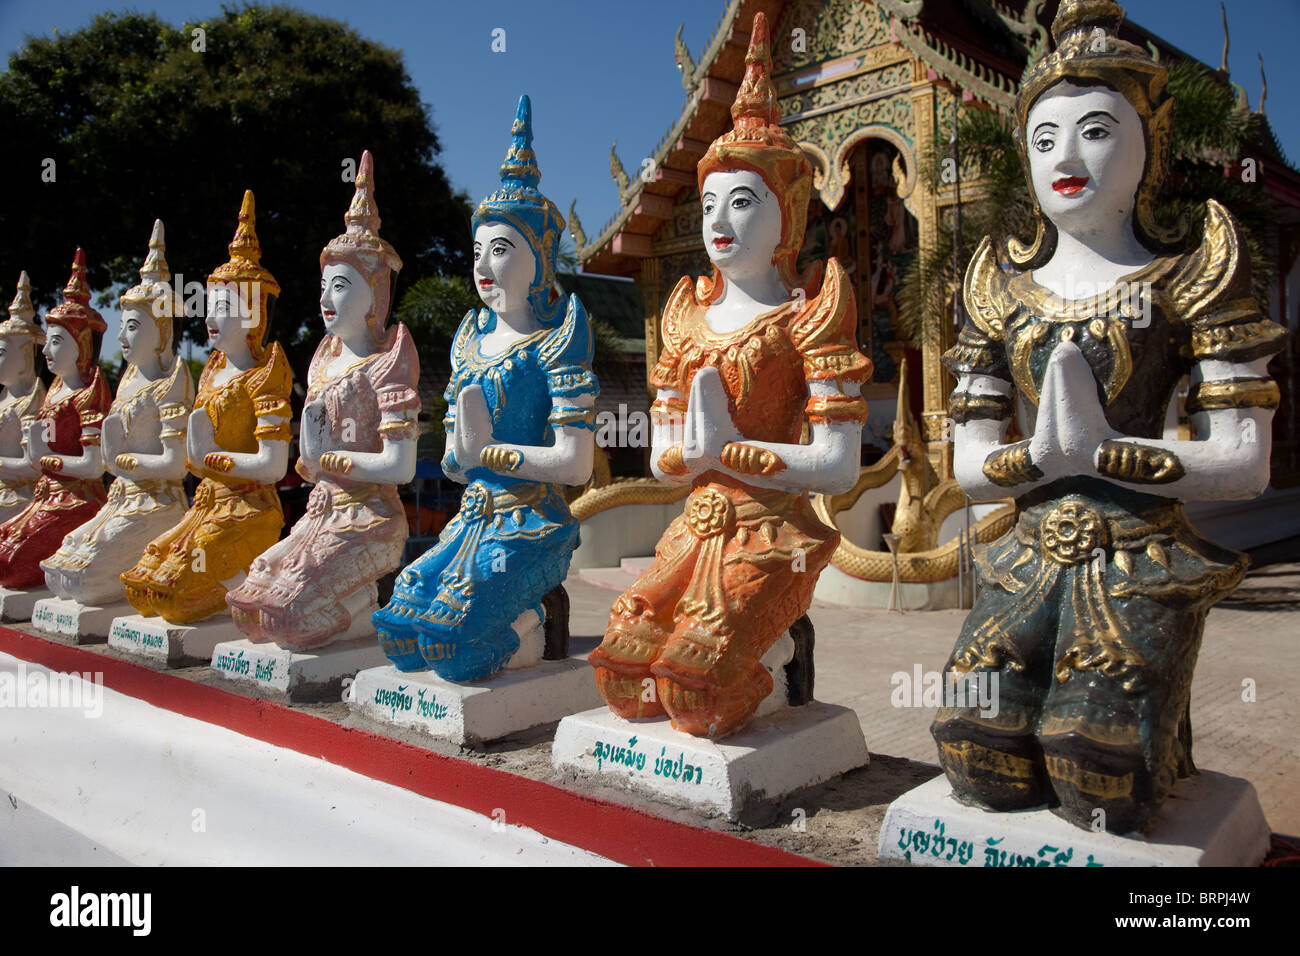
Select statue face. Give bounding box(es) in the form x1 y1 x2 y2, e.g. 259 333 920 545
320 262 373 340
205 284 250 355
43 326 80 379
701 169 783 282
0 338 27 387
119 306 161 366
1026 81 1145 237
473 221 536 315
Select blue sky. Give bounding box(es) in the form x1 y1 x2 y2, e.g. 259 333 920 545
2 0 1296 357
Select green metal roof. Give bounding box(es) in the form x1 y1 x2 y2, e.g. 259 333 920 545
555 271 645 341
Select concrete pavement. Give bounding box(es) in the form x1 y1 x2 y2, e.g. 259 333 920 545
565 558 1300 837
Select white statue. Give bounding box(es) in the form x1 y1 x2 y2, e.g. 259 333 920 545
0 272 46 524
42 221 194 606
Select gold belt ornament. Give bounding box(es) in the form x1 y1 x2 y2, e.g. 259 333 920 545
458 482 493 522
458 480 551 525
954 497 1184 689
1017 497 1177 560
686 487 735 539
1040 500 1105 565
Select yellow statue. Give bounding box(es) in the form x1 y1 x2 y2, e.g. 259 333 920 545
121 191 293 624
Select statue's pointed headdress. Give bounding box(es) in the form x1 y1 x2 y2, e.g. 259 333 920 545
471 94 566 326
697 11 815 298
46 248 106 380
321 150 403 344
0 271 44 344
208 190 280 361
1010 0 1182 265
121 219 183 362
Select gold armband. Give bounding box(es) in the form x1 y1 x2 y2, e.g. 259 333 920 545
720 442 787 476
204 452 235 474
253 421 292 442
254 397 291 418
1185 378 1280 414
1096 440 1185 484
650 396 688 420
480 446 523 473
548 405 596 429
378 419 417 441
80 433 101 447
319 452 354 476
40 456 63 473
656 445 689 477
804 394 868 424
115 453 139 473
982 442 1042 487
948 391 1014 425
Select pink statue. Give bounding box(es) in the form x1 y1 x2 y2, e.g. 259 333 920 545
226 151 420 648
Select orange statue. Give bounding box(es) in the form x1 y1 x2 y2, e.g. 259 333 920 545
121 191 293 624
589 13 872 738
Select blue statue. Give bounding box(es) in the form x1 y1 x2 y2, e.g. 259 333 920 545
373 94 598 682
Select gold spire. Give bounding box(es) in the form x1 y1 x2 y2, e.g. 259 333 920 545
208 189 281 299
0 271 44 343
209 190 281 361
347 149 381 233
730 11 779 131
321 150 402 276
47 248 106 334
320 150 404 343
697 11 814 295
46 248 106 379
122 219 182 319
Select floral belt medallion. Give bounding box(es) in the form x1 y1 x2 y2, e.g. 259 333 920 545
1041 499 1107 565
686 488 735 539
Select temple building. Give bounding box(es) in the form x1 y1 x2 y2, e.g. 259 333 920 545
569 0 1300 607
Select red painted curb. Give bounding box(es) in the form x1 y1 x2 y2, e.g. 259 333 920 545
0 625 823 867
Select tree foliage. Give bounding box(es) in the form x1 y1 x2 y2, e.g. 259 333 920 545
0 4 472 377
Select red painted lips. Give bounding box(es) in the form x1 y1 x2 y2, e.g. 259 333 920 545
1053 176 1090 196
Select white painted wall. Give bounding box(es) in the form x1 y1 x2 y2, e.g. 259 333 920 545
0 651 616 866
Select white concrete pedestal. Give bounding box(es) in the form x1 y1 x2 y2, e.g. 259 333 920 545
107 612 244 667
877 770 1272 867
551 702 870 822
32 596 132 643
0 586 53 623
349 658 602 746
211 635 388 702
